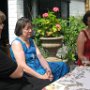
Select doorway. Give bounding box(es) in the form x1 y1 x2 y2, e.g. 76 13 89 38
37 0 61 17
23 0 70 20
24 0 32 20
37 0 69 19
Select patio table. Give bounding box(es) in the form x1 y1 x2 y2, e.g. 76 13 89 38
43 66 90 90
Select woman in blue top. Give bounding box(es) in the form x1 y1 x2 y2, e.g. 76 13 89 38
10 17 69 82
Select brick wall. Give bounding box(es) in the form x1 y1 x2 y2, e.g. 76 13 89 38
70 0 85 17
8 0 24 44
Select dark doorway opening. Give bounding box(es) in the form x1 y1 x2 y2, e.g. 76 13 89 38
0 0 9 46
24 0 32 20
23 0 70 19
37 0 61 17
37 0 70 19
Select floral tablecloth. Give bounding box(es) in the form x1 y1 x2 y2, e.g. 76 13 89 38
44 66 90 90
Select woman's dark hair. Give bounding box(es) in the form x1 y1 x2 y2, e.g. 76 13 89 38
82 10 90 26
0 11 6 23
14 17 32 36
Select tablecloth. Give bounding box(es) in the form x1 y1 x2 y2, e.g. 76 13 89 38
44 66 90 90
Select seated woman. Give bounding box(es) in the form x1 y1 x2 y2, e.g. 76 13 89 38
10 17 69 82
77 11 90 66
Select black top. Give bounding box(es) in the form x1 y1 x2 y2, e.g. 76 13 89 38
0 49 17 78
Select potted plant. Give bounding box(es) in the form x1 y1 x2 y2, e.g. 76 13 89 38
32 7 64 61
32 7 85 63
32 7 62 38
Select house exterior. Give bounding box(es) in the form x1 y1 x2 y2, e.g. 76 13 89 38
70 0 85 16
0 0 89 45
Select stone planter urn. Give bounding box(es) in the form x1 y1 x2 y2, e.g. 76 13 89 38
40 36 64 62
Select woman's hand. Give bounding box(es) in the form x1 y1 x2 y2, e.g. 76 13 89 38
39 70 53 81
40 73 50 80
82 57 90 66
46 69 53 81
82 60 90 66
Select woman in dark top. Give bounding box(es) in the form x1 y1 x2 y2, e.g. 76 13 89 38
77 10 90 66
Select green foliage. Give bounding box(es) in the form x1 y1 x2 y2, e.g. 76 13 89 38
33 16 86 61
61 16 86 62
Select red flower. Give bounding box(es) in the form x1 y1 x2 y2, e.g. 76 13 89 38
56 24 61 31
42 13 48 18
56 24 60 28
53 7 59 12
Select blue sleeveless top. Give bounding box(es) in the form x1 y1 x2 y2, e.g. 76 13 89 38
10 38 46 75
10 38 69 81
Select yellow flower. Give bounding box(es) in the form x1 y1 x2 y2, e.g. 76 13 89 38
37 29 42 33
46 31 53 36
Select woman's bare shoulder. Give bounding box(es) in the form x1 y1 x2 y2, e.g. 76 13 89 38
11 40 22 47
77 30 86 42
78 30 86 37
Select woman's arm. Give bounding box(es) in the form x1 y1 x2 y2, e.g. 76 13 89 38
35 45 53 81
11 41 49 79
77 31 87 61
35 45 51 71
